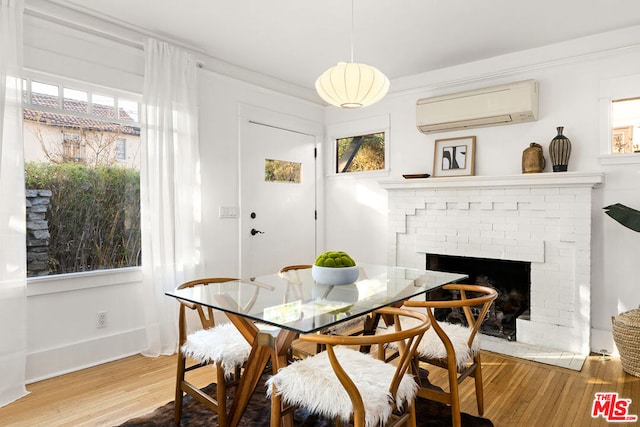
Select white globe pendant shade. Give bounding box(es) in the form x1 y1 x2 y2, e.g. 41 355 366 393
315 62 390 109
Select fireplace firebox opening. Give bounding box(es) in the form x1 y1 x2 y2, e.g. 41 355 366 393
426 254 531 341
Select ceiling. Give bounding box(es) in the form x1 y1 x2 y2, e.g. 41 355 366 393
58 0 640 99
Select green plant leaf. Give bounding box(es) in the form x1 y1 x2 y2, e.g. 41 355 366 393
603 203 640 232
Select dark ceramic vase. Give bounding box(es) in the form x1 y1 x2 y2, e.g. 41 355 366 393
549 126 571 172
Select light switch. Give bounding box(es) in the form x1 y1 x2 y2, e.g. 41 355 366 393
218 205 239 218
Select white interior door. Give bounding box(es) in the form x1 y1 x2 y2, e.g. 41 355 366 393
241 120 317 278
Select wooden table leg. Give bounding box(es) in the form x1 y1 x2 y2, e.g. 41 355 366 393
267 330 298 427
224 313 298 427
227 340 272 427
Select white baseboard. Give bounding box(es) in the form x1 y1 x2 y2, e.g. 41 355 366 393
26 327 147 383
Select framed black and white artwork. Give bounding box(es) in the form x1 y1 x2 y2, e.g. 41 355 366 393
433 136 476 177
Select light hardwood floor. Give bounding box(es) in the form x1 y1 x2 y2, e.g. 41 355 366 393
0 350 638 427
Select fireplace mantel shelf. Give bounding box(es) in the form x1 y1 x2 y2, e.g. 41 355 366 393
380 171 604 190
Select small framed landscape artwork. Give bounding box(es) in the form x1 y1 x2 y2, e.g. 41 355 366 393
433 136 476 177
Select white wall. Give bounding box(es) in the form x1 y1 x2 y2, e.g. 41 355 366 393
323 26 640 354
22 12 323 381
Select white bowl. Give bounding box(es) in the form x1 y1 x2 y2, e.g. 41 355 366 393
311 264 359 286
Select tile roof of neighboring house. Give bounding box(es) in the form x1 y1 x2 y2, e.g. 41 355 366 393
24 94 140 136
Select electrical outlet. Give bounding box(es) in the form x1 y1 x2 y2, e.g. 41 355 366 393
97 311 107 329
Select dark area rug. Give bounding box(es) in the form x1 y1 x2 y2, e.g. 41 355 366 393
118 373 494 427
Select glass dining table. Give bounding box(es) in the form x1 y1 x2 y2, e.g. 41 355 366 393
165 263 467 427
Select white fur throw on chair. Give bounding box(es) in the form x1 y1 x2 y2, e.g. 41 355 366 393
379 319 480 369
266 346 418 427
181 322 251 376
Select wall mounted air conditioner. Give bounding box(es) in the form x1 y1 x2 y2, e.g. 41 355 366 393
416 79 538 133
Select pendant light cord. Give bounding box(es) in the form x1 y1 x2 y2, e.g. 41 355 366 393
350 0 354 63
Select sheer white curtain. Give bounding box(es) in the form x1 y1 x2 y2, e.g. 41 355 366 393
141 38 202 356
0 0 28 407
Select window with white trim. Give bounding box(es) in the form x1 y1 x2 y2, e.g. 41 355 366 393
599 74 640 164
23 73 141 277
327 115 390 176
611 98 640 154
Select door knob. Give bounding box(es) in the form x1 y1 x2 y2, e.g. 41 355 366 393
250 228 265 236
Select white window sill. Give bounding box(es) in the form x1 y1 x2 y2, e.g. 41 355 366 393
27 267 142 296
598 153 640 165
326 169 390 180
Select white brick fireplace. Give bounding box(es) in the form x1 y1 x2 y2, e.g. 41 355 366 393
381 172 603 355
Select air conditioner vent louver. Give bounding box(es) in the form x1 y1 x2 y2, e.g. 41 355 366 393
416 80 538 134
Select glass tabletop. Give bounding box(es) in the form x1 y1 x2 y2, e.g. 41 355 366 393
165 263 467 334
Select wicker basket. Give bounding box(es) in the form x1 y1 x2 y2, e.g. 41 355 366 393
612 307 640 377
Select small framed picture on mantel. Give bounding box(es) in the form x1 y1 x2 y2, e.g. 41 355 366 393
433 136 476 177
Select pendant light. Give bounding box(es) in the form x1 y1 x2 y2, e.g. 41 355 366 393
315 0 390 109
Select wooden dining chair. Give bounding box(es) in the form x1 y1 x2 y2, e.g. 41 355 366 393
173 277 251 427
277 264 312 301
267 306 430 427
403 283 498 427
276 265 316 358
